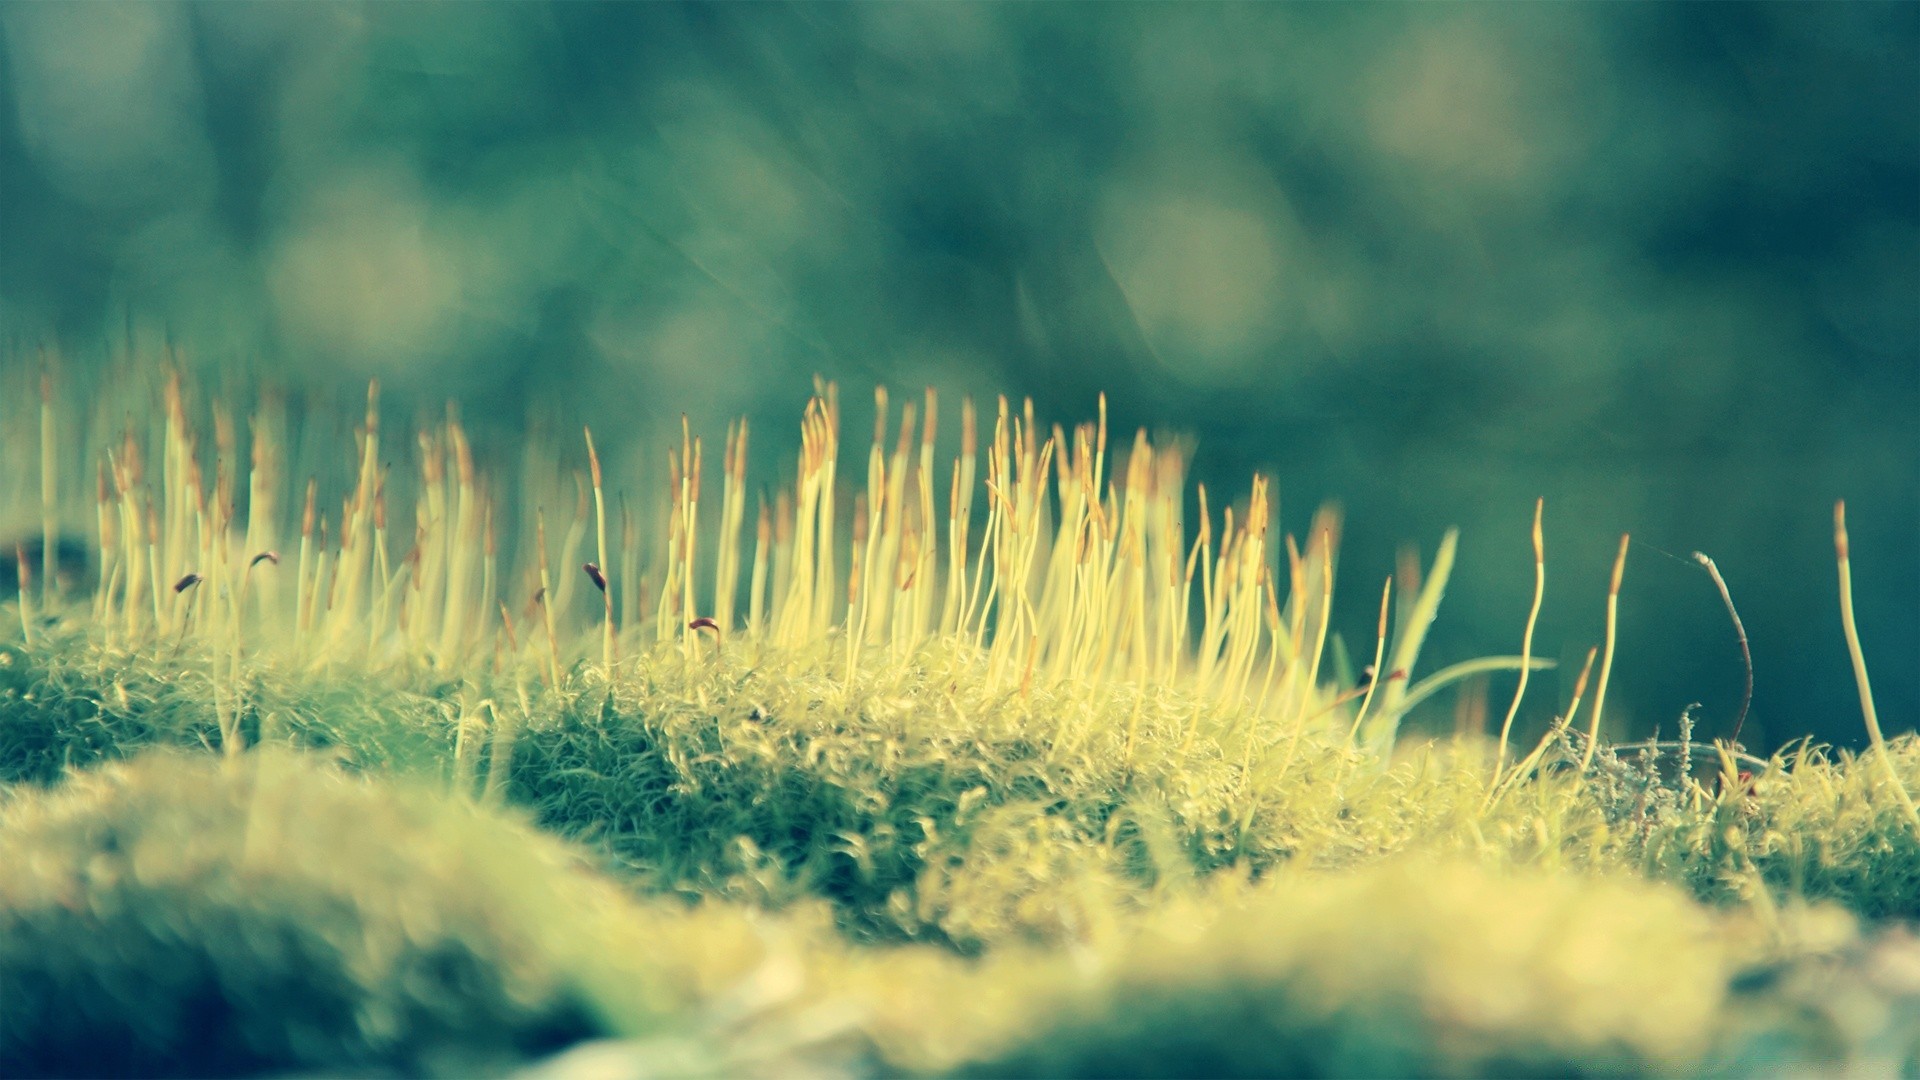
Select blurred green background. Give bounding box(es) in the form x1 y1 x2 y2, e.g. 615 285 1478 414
1 2 1913 751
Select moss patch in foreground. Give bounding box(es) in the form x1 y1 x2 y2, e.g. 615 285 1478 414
2 748 1913 1078
0 749 665 1078
932 862 1815 1078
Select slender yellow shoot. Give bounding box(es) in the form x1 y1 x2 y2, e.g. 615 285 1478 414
619 495 638 632
1835 501 1920 831
91 462 111 626
749 495 770 639
40 368 56 602
585 426 614 671
1495 498 1545 772
1490 645 1598 809
682 417 702 659
294 478 315 647
1276 527 1335 777
1303 527 1336 702
1562 645 1599 733
1347 576 1394 744
15 544 33 649
497 600 520 655
1580 533 1628 770
535 510 562 690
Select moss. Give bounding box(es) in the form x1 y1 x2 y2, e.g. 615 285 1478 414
0 749 670 1077
7 627 1919 947
1 368 1917 1076
0 633 464 788
948 862 1731 1078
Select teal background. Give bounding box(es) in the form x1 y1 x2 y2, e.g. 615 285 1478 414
1 3 1914 750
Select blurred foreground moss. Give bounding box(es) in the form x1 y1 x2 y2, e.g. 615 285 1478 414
945 862 1734 1078
0 749 666 1077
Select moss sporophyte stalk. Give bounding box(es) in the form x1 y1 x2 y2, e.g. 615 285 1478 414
11 372 1545 762
2 362 1919 1077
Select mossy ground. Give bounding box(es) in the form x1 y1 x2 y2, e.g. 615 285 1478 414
3 623 1918 1077
2 371 1917 1076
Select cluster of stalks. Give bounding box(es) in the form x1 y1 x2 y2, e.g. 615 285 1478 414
5 364 1913 831
22 373 1380 704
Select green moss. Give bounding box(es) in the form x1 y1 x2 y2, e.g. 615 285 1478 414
0 633 465 787
948 861 1733 1077
0 749 672 1077
2 370 1917 1076
7 627 1919 948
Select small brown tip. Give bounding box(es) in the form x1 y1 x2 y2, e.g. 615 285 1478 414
173 573 202 593
583 562 608 593
688 616 719 634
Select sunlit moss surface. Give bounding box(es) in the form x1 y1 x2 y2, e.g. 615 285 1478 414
5 636 1919 1077
0 750 637 1077
2 371 1917 1076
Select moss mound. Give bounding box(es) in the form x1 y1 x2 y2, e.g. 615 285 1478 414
9 632 1920 956
950 861 1735 1078
0 749 660 1078
0 636 463 788
0 664 1915 1078
506 644 1920 948
506 644 1221 948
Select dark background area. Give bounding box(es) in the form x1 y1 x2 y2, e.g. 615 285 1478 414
1 2 1914 751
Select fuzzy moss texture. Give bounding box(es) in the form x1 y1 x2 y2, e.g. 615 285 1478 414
1 368 1916 1078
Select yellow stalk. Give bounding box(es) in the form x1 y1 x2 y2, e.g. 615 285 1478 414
586 426 613 671
40 368 56 602
536 510 562 690
1835 501 1920 831
620 495 639 634
15 545 33 649
1495 498 1546 773
912 387 938 647
480 499 497 651
92 464 114 626
1491 646 1598 808
1253 571 1282 718
146 501 164 632
942 397 977 636
553 478 589 625
749 495 771 639
1580 533 1629 771
368 480 392 657
294 479 315 648
812 381 839 639
846 490 869 685
1275 526 1335 776
439 419 479 660
1347 576 1394 744
681 421 701 659
247 398 282 625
